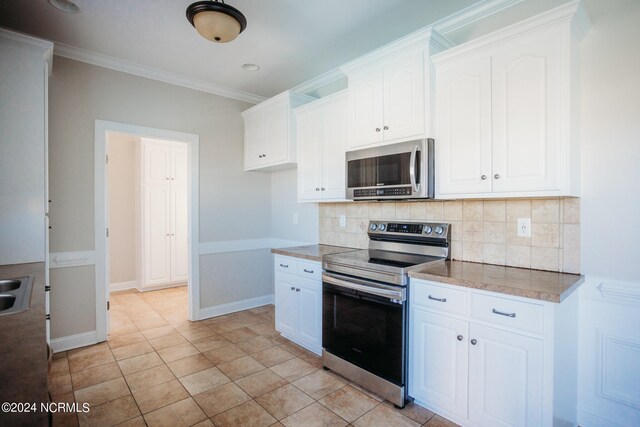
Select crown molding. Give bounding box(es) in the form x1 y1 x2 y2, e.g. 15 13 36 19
0 27 53 74
291 67 346 96
432 0 528 35
53 42 266 104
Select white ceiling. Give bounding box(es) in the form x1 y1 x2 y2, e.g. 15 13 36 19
0 0 481 100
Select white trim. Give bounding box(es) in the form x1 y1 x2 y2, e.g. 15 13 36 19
50 330 98 353
291 68 346 95
432 0 527 35
109 280 138 292
199 238 314 255
0 27 53 74
49 250 96 268
596 281 640 303
54 42 265 105
95 120 201 344
578 409 628 427
199 295 274 320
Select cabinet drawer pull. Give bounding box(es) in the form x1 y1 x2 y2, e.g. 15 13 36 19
428 295 447 303
279 264 289 268
492 308 516 318
303 269 314 274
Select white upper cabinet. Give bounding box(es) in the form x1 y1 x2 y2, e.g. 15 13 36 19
242 91 316 171
342 28 453 150
434 1 590 198
296 91 348 202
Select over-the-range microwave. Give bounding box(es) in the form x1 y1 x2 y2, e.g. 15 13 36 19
346 138 434 200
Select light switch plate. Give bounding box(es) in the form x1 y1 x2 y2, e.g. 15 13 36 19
292 213 298 225
339 214 346 228
517 218 531 237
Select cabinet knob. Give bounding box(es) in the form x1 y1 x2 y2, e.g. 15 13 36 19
258 155 263 158
481 175 487 180
290 286 295 291
457 335 463 341
166 233 170 237
471 339 477 345
383 126 389 130
316 188 320 191
321 187 325 191
494 174 500 179
49 225 53 230
263 154 267 158
296 288 300 292
375 128 381 132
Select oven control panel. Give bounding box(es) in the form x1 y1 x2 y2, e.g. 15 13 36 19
368 220 450 239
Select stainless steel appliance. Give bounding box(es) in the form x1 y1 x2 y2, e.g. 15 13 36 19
322 220 451 407
346 139 435 200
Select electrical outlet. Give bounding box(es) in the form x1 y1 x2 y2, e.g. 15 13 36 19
339 214 346 228
292 213 298 225
517 218 531 237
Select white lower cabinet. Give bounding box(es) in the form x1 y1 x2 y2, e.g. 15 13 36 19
410 279 562 427
274 256 322 354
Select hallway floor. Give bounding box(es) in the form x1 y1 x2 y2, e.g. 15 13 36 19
48 287 458 426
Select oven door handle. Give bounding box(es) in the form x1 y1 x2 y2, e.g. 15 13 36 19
409 144 420 192
323 273 405 301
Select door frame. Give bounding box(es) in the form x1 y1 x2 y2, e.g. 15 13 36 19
95 120 200 342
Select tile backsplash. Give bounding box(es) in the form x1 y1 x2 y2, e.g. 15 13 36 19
319 198 580 273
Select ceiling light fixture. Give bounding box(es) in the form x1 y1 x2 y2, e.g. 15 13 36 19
48 0 80 14
241 63 260 71
186 0 247 43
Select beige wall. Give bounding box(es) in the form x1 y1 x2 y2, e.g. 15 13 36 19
107 133 137 284
319 198 580 273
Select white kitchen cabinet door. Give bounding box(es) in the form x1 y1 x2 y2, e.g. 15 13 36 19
275 275 297 337
491 33 561 193
170 145 188 282
143 184 171 286
383 52 425 142
244 113 264 170
296 277 322 352
321 96 348 200
436 56 492 196
410 308 468 417
348 68 384 148
468 323 544 427
296 110 323 201
263 102 288 164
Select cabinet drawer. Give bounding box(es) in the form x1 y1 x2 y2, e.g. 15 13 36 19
275 256 296 274
470 293 544 335
412 280 468 316
297 260 321 281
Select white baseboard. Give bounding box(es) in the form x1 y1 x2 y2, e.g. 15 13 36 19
199 295 274 320
578 409 628 427
50 330 98 353
109 280 138 292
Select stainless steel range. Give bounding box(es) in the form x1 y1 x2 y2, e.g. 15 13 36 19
322 220 451 407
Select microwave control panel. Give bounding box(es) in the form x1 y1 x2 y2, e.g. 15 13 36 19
353 187 411 198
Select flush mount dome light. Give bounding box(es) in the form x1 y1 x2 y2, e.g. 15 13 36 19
186 0 247 43
242 63 260 71
48 0 80 14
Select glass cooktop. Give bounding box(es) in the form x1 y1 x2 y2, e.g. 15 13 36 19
324 249 444 272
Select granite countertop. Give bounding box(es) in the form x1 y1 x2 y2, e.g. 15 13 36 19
0 262 48 426
271 244 358 262
409 260 584 303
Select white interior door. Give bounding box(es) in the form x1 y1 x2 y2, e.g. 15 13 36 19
170 145 189 282
143 183 171 286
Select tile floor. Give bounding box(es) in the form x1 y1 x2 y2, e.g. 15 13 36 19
48 286 459 427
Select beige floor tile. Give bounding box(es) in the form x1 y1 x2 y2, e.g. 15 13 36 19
68 349 115 373
192 420 214 427
110 322 140 337
157 342 200 363
318 385 379 423
235 368 288 397
221 326 260 343
269 357 317 382
108 332 146 349
202 344 247 365
166 353 213 378
68 342 110 360
50 374 73 396
193 382 252 417
247 322 276 336
141 325 177 340
178 366 230 395
77 394 140 426
52 410 79 427
278 341 306 356
255 384 314 420
179 325 218 342
212 400 277 427
74 377 130 406
298 351 323 368
49 357 70 378
112 341 155 361
424 415 461 426
291 370 346 400
192 334 231 352
236 335 277 354
118 351 164 375
118 416 148 426
135 317 170 331
381 401 435 424
132 379 189 414
148 333 188 350
252 346 296 368
218 356 266 381
352 404 419 427
125 364 176 392
143 397 207 427
281 402 347 427
71 361 122 390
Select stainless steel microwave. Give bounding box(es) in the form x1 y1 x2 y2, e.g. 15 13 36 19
346 138 434 200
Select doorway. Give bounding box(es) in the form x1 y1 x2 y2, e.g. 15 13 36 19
95 120 200 342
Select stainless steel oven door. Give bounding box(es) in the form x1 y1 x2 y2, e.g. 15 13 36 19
322 272 407 387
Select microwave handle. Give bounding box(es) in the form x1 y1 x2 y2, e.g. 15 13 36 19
409 145 420 192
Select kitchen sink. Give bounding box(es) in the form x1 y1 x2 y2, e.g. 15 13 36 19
0 276 33 316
